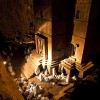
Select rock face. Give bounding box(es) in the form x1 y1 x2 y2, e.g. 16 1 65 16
0 0 34 39
0 57 24 100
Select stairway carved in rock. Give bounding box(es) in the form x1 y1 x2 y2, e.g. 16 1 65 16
21 50 43 79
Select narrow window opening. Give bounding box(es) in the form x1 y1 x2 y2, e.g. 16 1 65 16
76 10 80 19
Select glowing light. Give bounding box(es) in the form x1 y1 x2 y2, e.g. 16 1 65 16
3 61 7 65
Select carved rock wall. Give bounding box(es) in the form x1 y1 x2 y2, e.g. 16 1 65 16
0 57 24 100
0 0 34 39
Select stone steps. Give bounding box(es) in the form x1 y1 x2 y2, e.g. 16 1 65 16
21 50 43 79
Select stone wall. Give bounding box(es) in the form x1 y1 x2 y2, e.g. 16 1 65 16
0 0 34 39
82 0 100 62
0 57 24 100
33 0 52 62
33 0 77 62
72 0 91 63
52 0 76 60
72 0 100 64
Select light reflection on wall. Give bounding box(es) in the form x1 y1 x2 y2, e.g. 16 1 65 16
35 21 52 64
71 35 85 64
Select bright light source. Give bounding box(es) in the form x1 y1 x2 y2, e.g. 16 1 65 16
3 61 7 65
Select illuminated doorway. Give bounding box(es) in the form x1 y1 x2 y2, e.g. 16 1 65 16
35 33 48 60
